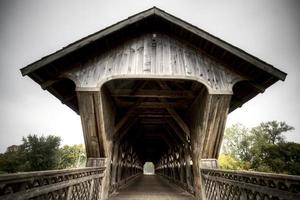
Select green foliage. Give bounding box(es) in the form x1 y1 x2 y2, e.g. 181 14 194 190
221 123 252 162
0 134 86 173
58 144 86 169
251 121 294 145
218 154 243 170
22 135 61 171
0 150 25 173
260 142 300 174
219 121 298 175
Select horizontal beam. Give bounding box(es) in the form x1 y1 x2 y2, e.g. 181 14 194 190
137 114 171 118
111 89 194 98
139 118 166 124
117 101 188 109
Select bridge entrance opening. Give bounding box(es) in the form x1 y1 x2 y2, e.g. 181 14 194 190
78 78 231 199
143 162 155 175
103 78 211 197
104 78 205 165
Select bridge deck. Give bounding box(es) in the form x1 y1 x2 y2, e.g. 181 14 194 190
109 175 195 200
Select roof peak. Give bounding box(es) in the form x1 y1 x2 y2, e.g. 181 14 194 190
21 7 286 81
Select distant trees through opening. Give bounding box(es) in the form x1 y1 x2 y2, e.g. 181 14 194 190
143 162 155 175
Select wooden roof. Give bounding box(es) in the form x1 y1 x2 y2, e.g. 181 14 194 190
20 7 287 113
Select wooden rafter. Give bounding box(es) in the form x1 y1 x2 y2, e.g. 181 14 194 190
156 81 191 138
166 118 186 142
115 118 138 142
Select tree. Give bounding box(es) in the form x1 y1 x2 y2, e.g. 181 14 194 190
251 121 294 144
0 150 25 173
221 123 252 163
58 144 86 169
21 134 61 171
249 121 294 171
218 154 244 170
219 121 298 175
261 142 300 175
0 135 87 173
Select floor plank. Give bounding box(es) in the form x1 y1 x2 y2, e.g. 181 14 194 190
109 175 195 200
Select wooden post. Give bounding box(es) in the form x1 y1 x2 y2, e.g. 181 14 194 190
110 141 120 190
77 87 116 200
77 91 105 160
179 146 186 186
116 145 123 184
190 90 231 200
184 142 193 192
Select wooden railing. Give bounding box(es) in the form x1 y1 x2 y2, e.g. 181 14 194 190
0 167 105 200
201 168 300 200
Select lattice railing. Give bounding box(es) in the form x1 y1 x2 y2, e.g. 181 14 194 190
201 168 300 200
0 167 105 200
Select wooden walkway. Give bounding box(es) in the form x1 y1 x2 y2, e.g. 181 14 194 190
109 175 195 200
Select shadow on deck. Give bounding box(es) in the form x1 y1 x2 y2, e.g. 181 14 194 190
109 175 195 200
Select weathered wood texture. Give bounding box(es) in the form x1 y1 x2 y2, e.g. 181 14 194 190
201 166 300 200
190 90 231 199
77 91 105 158
66 33 241 94
0 167 105 200
109 175 195 200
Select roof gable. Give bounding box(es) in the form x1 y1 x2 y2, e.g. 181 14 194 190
20 7 287 114
21 7 286 81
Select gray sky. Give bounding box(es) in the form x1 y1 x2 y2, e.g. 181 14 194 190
0 0 299 153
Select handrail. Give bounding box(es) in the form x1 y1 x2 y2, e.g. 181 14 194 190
0 167 105 200
201 168 300 200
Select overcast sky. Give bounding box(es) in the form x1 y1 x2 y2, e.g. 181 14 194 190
0 0 299 153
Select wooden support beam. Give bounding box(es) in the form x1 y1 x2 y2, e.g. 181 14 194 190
164 126 182 146
249 81 265 93
165 118 186 142
116 101 188 109
77 91 104 158
110 141 120 189
190 91 231 199
116 118 138 142
166 108 190 138
183 142 193 192
114 98 144 135
137 114 171 118
156 81 191 138
41 79 59 89
139 118 166 124
61 94 76 104
114 112 133 135
111 89 194 98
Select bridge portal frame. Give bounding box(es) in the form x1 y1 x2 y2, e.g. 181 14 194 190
19 7 287 200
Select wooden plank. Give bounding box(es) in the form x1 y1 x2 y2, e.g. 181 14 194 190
137 114 171 118
140 118 166 124
117 101 188 109
111 89 194 98
21 7 286 81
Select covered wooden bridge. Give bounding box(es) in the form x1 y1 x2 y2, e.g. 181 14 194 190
1 7 299 200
